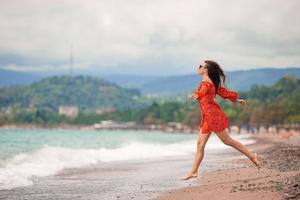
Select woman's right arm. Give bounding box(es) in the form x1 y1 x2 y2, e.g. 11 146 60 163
191 82 211 100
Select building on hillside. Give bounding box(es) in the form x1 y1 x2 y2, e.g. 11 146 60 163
58 105 79 118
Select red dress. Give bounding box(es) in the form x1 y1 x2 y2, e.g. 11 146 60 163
193 80 238 134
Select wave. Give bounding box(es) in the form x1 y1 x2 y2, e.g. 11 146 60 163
0 136 256 190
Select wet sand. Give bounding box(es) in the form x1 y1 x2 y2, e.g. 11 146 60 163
154 132 300 200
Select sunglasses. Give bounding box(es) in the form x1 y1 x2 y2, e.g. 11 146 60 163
199 64 206 69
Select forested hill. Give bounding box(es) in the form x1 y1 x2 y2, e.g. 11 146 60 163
233 75 300 125
240 75 300 103
0 75 143 112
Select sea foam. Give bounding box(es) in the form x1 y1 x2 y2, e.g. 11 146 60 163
0 135 255 190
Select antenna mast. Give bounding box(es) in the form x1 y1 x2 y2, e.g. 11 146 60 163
69 44 73 76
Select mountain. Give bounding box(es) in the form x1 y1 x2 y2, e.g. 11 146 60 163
139 74 198 96
0 75 144 113
227 67 300 91
0 69 43 88
101 74 159 88
137 67 300 95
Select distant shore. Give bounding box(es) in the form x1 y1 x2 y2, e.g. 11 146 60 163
1 123 299 139
0 123 200 134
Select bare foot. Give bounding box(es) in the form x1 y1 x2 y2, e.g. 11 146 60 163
180 172 198 180
250 152 261 170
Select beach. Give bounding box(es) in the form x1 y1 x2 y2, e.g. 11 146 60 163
154 132 300 200
0 130 299 200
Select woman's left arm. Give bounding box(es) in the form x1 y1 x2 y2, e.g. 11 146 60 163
217 86 247 106
217 86 238 102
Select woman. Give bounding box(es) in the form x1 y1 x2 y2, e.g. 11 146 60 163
181 60 261 180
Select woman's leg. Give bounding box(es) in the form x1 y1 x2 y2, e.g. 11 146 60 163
215 128 261 169
181 129 211 180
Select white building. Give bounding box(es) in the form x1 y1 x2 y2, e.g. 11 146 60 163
59 105 79 119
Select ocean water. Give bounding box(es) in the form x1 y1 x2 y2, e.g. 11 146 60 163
0 128 256 190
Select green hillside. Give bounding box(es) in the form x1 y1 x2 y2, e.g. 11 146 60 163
0 75 144 113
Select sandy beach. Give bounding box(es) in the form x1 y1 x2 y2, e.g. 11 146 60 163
154 132 300 200
0 131 299 200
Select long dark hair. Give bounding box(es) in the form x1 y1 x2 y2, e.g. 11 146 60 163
204 60 227 95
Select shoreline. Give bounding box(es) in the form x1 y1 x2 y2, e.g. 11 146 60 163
2 124 298 138
153 132 300 200
0 123 199 134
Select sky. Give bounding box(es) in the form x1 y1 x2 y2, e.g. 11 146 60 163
0 0 299 76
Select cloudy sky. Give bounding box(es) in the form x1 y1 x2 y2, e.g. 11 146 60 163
0 0 299 75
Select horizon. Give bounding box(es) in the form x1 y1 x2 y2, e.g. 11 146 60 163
1 66 300 78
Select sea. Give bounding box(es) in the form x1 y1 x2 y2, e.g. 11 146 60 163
0 128 256 191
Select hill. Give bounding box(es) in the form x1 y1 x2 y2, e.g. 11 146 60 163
0 75 144 113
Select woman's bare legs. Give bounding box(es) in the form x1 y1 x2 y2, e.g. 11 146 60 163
215 128 261 169
181 129 211 180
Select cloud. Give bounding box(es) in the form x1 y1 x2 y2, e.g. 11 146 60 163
0 0 299 75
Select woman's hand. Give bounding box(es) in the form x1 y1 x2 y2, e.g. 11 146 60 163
189 93 199 102
236 99 247 106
